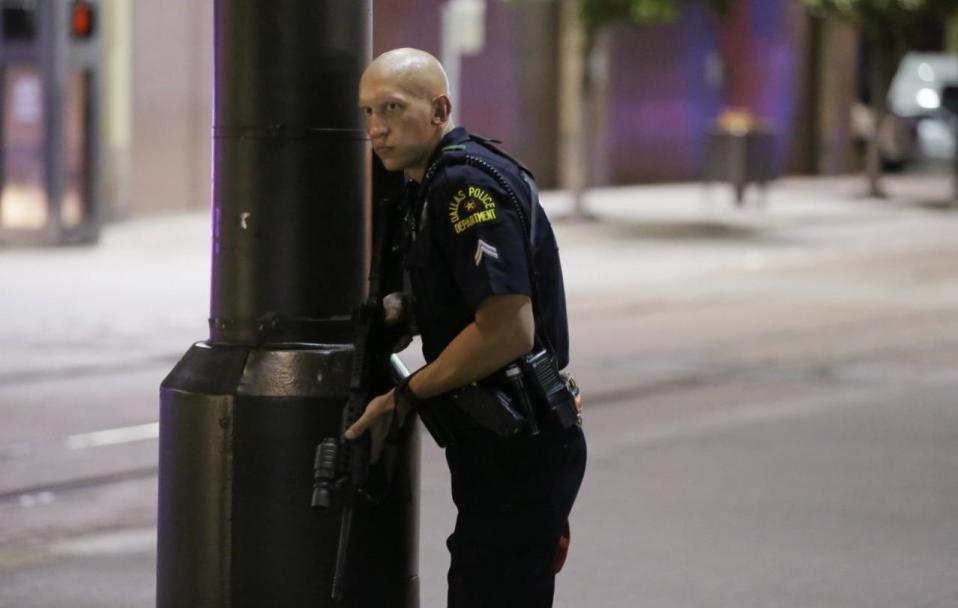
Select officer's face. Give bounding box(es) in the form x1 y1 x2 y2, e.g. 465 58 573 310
358 76 443 177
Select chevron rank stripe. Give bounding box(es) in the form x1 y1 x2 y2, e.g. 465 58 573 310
474 239 500 266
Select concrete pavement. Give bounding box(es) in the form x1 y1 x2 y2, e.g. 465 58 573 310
0 172 953 381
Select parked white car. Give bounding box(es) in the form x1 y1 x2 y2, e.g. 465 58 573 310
852 52 958 168
888 52 958 161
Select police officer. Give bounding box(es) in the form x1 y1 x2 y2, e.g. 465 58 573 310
346 48 586 608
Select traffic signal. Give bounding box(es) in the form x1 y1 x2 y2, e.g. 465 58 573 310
71 1 94 39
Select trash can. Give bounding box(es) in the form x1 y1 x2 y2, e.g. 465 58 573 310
702 109 776 206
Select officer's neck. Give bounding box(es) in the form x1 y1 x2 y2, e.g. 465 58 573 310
406 123 456 184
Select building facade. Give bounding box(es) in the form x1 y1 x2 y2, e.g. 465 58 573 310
108 0 858 218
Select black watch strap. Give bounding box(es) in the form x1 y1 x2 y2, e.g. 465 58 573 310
396 372 424 411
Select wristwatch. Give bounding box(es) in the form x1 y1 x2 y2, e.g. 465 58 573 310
395 373 424 412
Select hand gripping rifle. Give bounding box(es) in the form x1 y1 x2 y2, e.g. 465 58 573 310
310 158 406 602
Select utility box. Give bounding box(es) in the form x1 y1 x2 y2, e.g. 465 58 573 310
0 0 101 245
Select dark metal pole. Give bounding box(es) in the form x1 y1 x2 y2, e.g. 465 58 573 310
157 1 419 606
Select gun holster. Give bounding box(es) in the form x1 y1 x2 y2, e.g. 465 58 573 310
445 384 525 438
414 384 524 448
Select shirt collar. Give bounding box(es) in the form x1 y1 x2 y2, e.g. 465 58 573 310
421 126 470 178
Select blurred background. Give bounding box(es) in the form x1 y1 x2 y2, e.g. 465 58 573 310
1 1 957 607
1 0 956 231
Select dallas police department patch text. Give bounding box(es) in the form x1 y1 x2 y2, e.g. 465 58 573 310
448 185 498 235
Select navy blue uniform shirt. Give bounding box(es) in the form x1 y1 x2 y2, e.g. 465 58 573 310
403 127 570 369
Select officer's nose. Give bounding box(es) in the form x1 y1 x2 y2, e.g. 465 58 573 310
367 116 388 140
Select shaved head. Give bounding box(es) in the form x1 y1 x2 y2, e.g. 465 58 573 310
362 48 450 103
358 48 455 181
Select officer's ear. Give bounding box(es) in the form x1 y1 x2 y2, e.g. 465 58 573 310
431 95 452 125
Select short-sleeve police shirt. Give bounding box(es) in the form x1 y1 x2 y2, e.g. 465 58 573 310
403 127 570 368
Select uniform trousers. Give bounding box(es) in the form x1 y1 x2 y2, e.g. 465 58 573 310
444 424 586 608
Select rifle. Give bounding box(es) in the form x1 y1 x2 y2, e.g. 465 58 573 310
311 157 405 602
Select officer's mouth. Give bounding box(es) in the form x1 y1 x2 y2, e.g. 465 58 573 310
374 145 394 156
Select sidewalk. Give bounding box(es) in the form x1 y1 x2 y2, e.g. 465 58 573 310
0 173 954 381
546 173 954 296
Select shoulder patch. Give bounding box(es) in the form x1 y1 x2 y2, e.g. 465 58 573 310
448 185 499 235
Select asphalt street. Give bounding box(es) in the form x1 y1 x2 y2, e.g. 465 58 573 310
0 174 956 607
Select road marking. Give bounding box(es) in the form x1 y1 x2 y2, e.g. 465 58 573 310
49 528 156 557
0 422 161 462
18 491 55 508
65 422 159 450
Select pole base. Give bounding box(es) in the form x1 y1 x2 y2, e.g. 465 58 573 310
157 342 419 608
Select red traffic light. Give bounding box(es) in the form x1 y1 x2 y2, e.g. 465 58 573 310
71 2 94 39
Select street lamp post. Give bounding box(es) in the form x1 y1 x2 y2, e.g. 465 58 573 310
156 2 418 606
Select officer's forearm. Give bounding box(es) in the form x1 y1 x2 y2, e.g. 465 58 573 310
408 295 533 399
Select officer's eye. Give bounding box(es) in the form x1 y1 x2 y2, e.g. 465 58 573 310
360 106 373 118
384 102 402 113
